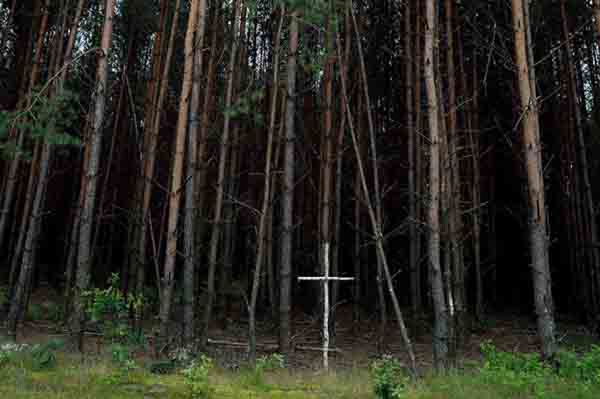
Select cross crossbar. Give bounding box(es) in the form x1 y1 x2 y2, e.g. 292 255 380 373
297 276 355 281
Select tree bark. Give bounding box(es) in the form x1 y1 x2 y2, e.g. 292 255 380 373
279 8 298 355
200 0 242 348
511 0 556 359
425 0 450 369
336 26 417 376
248 4 285 364
158 0 199 341
70 0 116 350
182 0 207 347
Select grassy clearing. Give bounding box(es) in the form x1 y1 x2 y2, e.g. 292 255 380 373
1 342 600 398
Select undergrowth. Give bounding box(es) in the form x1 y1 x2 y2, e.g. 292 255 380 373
0 340 600 398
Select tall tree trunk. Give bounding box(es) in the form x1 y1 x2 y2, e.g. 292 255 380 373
445 0 465 341
70 0 116 350
511 0 556 359
158 0 199 341
562 0 600 320
182 0 207 347
0 0 49 252
320 12 336 345
200 0 242 347
336 26 417 376
248 4 284 364
406 0 422 316
138 0 182 299
425 0 449 369
349 2 388 341
279 8 299 355
7 141 51 340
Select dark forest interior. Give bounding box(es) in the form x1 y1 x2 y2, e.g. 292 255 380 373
1 0 600 375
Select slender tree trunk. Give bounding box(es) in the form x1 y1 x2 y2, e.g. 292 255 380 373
445 0 465 342
349 3 388 341
561 0 600 319
469 47 483 320
182 0 207 347
511 0 556 359
279 8 299 355
138 0 182 299
406 0 422 316
70 0 116 350
336 26 417 376
248 4 285 364
0 0 49 252
7 143 41 310
158 0 199 340
7 140 51 340
425 0 449 370
200 0 242 347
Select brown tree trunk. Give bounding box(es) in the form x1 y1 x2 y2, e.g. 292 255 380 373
349 3 388 341
137 0 182 299
158 0 199 340
200 0 242 347
70 0 116 350
182 0 208 346
279 8 299 355
0 0 49 252
511 0 556 359
249 5 285 363
561 0 600 320
425 0 450 369
337 26 417 376
407 0 422 316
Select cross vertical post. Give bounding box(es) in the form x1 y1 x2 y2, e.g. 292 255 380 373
298 242 354 371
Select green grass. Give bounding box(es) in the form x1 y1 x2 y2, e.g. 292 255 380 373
1 349 600 398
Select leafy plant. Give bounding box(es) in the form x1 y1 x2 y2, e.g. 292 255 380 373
108 343 137 373
82 273 146 345
479 341 552 398
182 355 214 398
557 345 600 385
371 355 409 399
30 340 64 371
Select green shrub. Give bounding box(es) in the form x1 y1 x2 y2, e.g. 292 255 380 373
557 345 600 385
83 273 146 345
371 355 409 399
245 353 286 388
480 341 552 398
182 355 214 398
30 340 64 370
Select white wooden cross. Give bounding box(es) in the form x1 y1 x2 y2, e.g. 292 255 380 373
298 242 355 370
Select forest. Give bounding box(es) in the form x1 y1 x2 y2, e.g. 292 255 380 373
1 0 600 397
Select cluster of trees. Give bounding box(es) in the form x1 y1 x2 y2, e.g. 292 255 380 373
1 0 600 370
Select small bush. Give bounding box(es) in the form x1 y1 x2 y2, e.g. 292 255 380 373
108 343 137 372
245 353 286 388
371 355 409 399
182 355 214 398
30 339 64 370
83 273 146 345
480 341 554 398
557 345 600 385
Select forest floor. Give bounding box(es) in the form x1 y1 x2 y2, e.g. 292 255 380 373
1 288 600 398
